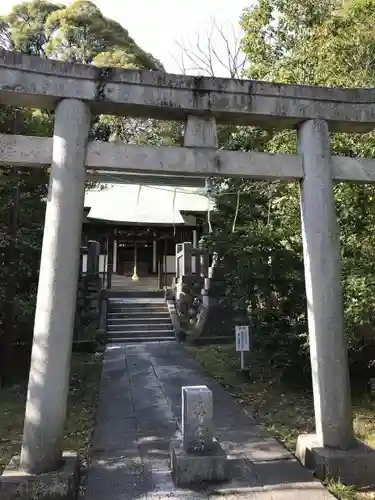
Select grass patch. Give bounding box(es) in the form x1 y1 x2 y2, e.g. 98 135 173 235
325 478 359 500
0 351 103 473
187 344 375 500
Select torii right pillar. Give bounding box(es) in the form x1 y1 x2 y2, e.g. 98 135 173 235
296 119 375 487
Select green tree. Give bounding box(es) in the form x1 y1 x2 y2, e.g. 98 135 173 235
0 0 165 385
44 0 163 69
205 0 375 377
0 0 59 55
0 0 163 69
0 105 52 384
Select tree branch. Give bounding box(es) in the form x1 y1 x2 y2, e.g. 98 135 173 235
175 17 246 78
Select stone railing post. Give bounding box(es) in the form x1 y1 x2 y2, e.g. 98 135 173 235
175 243 183 280
84 240 101 327
194 249 201 277
197 238 209 278
20 99 91 474
297 119 354 450
79 246 85 278
106 235 114 289
200 251 209 278
87 240 100 277
181 242 193 276
159 255 167 289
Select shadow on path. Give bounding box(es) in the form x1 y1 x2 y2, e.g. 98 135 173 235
85 342 334 499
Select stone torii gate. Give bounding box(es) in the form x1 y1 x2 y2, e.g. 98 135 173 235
1 49 375 486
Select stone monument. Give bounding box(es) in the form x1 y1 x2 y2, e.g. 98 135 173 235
170 385 228 486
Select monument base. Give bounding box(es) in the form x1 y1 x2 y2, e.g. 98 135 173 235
296 433 375 487
0 451 80 500
170 440 228 487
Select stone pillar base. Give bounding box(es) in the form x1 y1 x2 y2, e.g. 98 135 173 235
0 451 80 500
170 440 228 487
296 433 375 487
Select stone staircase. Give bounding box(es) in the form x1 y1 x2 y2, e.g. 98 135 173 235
109 275 160 292
106 298 176 343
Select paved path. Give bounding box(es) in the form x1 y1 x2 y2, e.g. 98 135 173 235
85 342 334 499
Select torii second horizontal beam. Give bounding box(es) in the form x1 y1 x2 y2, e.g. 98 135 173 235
0 133 302 181
1 133 375 184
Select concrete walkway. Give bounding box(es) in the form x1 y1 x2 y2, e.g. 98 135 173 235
85 342 334 499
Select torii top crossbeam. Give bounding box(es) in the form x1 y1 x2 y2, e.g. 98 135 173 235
1 49 375 133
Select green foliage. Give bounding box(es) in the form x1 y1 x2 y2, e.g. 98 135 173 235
240 0 340 82
0 107 52 352
44 0 163 69
189 345 375 498
206 177 307 374
325 478 358 500
0 0 59 55
205 0 375 378
0 0 163 69
0 1 164 382
0 352 102 472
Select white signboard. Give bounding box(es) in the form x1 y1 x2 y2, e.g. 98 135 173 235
235 325 250 352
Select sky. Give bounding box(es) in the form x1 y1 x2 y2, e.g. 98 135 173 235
0 0 252 76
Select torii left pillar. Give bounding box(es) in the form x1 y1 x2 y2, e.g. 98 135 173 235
20 99 91 474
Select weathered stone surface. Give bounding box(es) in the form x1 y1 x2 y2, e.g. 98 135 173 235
0 452 80 500
298 119 355 450
0 133 303 182
167 300 180 339
4 133 375 185
215 426 291 462
296 433 375 487
170 440 228 487
184 116 218 148
20 98 91 474
85 450 146 500
171 385 229 486
182 386 213 452
2 49 375 131
208 457 333 499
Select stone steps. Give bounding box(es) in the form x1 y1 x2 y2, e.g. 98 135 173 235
110 330 174 339
107 323 173 332
108 305 168 312
109 336 175 343
107 312 170 319
106 299 175 343
108 308 168 314
107 313 170 326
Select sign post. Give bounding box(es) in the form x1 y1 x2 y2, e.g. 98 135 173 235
235 325 250 372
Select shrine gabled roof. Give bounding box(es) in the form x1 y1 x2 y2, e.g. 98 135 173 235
84 184 212 225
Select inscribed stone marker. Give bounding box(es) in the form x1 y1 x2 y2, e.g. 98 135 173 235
182 385 213 452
